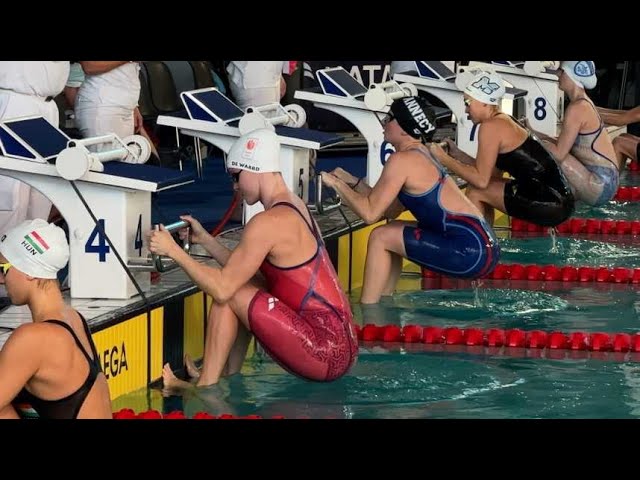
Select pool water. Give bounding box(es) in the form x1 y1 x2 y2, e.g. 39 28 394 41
575 201 640 221
620 170 639 187
573 170 640 220
114 341 640 419
374 286 640 333
497 235 640 268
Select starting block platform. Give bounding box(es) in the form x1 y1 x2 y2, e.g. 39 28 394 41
295 67 452 186
157 87 343 222
0 116 69 162
0 115 195 300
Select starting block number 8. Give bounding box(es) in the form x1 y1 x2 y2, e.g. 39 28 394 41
534 97 547 121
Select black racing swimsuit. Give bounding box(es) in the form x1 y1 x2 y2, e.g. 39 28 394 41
497 134 575 227
13 313 101 419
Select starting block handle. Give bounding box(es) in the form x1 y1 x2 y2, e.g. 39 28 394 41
57 134 152 180
310 174 341 214
364 81 419 111
436 141 449 152
152 220 191 272
238 103 307 134
94 148 129 163
70 135 117 148
247 103 287 122
522 60 560 76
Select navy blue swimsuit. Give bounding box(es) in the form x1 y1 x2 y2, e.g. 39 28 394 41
398 147 500 278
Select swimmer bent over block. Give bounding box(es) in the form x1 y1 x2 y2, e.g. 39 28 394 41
321 96 501 305
148 129 358 389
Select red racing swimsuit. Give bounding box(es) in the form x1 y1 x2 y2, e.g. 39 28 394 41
248 202 358 381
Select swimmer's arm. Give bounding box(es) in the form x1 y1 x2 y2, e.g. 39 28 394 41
596 107 624 115
187 235 265 283
169 217 275 303
544 103 584 161
345 178 404 220
446 143 476 165
79 61 131 75
383 200 407 220
531 129 556 143
324 156 406 224
0 324 44 412
437 126 499 189
598 105 640 126
199 236 232 266
523 119 556 143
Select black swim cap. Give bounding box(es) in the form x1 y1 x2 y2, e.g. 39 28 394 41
390 96 437 142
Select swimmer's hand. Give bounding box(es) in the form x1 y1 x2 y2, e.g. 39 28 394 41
179 215 210 244
443 138 459 155
328 167 358 186
147 225 181 258
429 142 447 160
320 171 341 190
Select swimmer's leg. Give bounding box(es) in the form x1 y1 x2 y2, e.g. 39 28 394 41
465 178 508 226
612 133 640 166
361 221 412 304
195 282 259 387
555 154 614 205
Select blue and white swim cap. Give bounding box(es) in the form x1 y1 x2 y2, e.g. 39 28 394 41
464 71 506 105
560 61 597 90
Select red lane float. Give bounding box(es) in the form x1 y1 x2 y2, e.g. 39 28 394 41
356 324 640 361
615 186 640 201
356 324 638 351
422 262 640 284
112 408 287 419
511 217 640 235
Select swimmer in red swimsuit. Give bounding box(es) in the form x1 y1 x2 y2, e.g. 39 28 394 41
148 128 358 389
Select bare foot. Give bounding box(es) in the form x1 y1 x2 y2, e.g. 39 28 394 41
184 354 201 379
162 363 194 393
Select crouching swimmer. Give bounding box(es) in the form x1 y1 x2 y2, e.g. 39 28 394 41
148 129 358 388
429 70 575 227
321 96 500 305
534 61 619 206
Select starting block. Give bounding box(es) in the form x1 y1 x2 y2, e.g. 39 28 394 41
157 87 343 223
295 67 450 186
0 116 194 299
394 61 528 157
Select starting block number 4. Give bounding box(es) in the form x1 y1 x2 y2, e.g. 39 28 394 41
84 214 144 262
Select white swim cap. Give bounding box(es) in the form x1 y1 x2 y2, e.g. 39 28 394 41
0 219 69 279
464 71 506 105
226 128 281 174
560 61 597 90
